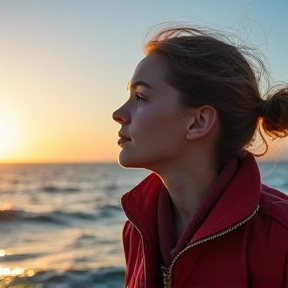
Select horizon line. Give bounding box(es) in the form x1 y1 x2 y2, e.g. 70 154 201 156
0 160 287 165
0 161 119 165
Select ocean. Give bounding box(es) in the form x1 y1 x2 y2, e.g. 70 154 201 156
0 161 287 288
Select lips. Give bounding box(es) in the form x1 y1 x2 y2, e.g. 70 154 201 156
118 132 132 146
118 132 131 140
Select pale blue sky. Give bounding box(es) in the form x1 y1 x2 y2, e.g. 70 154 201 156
0 0 288 162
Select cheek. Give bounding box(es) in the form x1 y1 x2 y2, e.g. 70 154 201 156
132 108 185 145
132 109 167 135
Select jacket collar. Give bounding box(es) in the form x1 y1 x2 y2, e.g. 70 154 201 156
191 153 260 242
121 153 260 243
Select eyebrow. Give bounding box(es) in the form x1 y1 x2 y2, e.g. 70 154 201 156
127 80 154 90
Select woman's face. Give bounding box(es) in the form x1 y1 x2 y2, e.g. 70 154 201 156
112 54 188 170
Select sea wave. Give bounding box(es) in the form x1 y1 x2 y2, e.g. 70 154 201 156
43 186 80 193
0 267 125 288
0 209 97 224
0 205 124 226
0 209 25 221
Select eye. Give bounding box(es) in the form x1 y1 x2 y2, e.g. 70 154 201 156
135 93 146 102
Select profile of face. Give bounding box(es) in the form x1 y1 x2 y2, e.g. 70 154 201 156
112 54 189 171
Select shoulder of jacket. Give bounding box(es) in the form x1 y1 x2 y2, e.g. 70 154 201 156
123 220 140 239
123 220 134 235
259 184 288 230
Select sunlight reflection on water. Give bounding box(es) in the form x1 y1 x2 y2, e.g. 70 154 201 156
0 266 24 277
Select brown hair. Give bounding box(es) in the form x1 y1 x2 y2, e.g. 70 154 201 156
144 26 288 167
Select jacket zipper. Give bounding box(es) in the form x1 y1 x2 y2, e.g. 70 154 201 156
161 204 260 288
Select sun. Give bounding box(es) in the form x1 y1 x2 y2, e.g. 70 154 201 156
0 114 18 157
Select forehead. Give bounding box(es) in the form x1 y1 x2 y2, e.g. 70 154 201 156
130 54 167 87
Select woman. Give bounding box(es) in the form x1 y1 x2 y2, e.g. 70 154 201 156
112 26 288 288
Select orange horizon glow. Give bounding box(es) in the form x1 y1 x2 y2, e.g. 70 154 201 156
0 105 121 164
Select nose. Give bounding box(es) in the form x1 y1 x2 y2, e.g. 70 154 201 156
112 104 130 125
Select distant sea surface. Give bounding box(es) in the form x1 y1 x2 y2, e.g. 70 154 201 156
0 162 287 288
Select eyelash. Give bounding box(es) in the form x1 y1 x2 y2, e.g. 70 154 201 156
135 93 145 102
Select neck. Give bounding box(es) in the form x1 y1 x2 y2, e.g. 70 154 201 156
157 157 218 237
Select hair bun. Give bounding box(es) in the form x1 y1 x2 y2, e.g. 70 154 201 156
261 87 288 138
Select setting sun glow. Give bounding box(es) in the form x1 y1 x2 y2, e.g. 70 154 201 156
0 113 19 159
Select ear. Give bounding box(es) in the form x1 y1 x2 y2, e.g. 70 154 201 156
186 106 218 140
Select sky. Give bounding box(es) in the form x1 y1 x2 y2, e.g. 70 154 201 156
0 0 288 163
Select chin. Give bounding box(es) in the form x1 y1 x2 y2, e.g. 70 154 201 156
118 153 150 169
118 158 141 169
118 152 133 168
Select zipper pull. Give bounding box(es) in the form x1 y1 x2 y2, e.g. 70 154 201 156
161 266 172 288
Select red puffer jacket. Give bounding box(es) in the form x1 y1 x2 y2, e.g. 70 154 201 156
121 154 288 288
